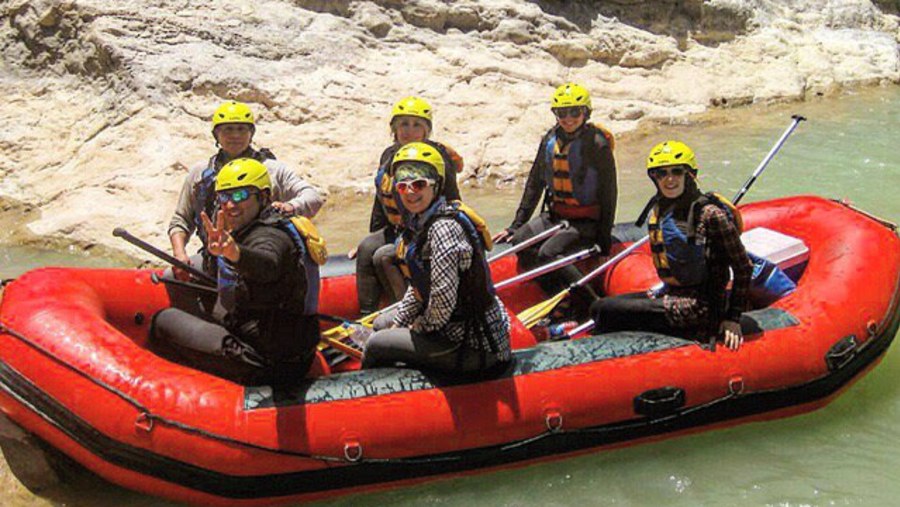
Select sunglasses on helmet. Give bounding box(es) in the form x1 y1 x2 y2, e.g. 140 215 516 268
553 107 584 119
217 188 258 204
648 167 689 180
395 178 436 194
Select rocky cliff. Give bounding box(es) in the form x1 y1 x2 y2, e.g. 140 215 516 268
1 0 898 254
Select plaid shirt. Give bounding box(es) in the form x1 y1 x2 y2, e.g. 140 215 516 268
662 204 753 330
394 212 511 362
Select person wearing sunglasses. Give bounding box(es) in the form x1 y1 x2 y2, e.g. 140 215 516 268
492 82 618 310
351 96 464 316
167 100 323 288
590 141 753 351
361 143 511 376
151 158 322 385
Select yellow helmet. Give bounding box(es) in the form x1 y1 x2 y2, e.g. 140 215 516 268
551 82 592 110
390 96 433 123
391 142 445 182
212 101 255 129
646 141 698 171
215 158 271 192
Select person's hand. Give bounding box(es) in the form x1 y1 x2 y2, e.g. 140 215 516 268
201 210 240 262
347 247 358 259
720 320 743 351
271 201 295 215
492 228 514 244
172 252 192 281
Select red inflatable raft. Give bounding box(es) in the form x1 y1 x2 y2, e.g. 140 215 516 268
0 196 898 505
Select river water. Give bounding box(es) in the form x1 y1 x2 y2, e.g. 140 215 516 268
1 85 898 506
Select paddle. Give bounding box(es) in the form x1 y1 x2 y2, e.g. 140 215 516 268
489 220 569 262
150 272 217 294
494 245 601 290
113 227 217 286
520 114 807 331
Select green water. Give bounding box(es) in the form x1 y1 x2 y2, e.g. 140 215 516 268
1 85 899 506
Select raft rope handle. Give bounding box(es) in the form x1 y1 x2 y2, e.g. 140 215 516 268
833 199 897 232
3 287 899 467
0 319 736 466
498 389 743 453
0 322 808 466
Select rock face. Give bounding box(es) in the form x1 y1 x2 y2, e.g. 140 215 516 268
0 0 898 255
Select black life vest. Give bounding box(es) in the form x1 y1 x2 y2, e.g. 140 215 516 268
374 146 404 228
216 215 320 316
647 193 740 287
542 123 615 219
395 199 495 321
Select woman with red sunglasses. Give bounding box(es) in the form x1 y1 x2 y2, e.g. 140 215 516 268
493 83 618 310
351 97 464 316
590 141 753 351
361 143 511 376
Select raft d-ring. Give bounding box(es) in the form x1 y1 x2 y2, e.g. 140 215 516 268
545 410 563 433
135 412 154 433
343 440 363 462
867 320 878 338
728 376 745 395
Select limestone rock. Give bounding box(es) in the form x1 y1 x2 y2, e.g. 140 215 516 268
0 0 897 257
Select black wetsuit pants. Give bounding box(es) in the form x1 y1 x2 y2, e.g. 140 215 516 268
590 292 679 335
512 213 599 295
149 308 314 386
355 227 406 315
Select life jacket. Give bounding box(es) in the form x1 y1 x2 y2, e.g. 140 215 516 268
374 141 464 228
543 123 615 220
216 214 321 316
395 199 495 320
647 192 794 306
440 143 465 173
647 192 739 288
194 147 276 246
374 155 404 228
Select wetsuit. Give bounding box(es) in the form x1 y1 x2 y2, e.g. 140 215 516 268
508 123 617 295
152 209 320 386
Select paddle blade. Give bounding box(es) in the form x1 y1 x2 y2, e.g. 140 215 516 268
517 289 570 329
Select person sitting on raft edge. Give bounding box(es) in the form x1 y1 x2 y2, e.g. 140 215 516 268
167 100 324 282
351 96 464 316
150 158 322 386
492 82 618 310
361 142 511 376
590 141 753 351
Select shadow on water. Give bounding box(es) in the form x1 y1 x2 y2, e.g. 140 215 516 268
2 85 900 506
